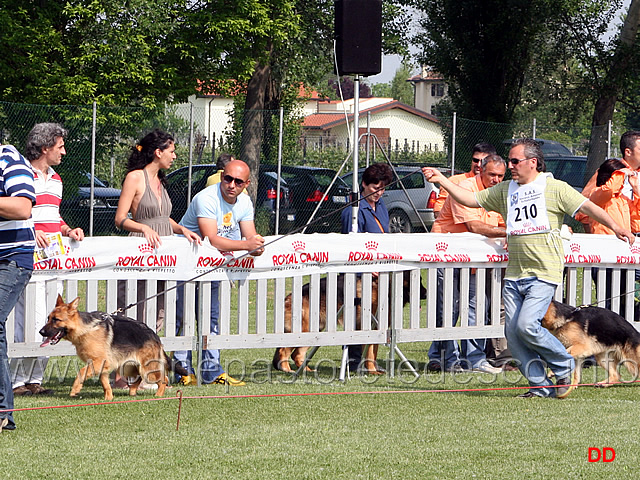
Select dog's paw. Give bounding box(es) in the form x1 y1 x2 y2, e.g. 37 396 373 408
594 381 614 388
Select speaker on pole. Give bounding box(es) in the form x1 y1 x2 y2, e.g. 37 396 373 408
334 0 382 76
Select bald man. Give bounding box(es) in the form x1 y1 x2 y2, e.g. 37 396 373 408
175 159 264 386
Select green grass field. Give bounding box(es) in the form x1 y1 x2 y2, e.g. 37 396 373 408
3 343 640 479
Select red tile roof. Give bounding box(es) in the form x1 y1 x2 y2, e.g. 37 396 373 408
302 101 439 130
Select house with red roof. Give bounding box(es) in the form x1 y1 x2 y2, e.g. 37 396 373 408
176 81 444 158
301 96 444 154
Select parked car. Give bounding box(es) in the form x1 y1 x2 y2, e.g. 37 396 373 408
165 164 296 234
260 165 351 233
504 138 587 191
59 173 122 234
340 165 438 233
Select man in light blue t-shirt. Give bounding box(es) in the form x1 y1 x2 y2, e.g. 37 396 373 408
175 159 265 386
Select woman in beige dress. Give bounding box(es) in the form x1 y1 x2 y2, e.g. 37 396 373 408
114 129 200 388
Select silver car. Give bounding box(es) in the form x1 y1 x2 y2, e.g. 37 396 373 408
340 166 438 233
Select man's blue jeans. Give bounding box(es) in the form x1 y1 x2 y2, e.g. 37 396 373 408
503 278 574 397
428 268 491 369
0 261 32 429
174 281 224 383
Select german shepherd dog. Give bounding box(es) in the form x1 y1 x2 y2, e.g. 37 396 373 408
40 295 188 400
273 271 427 373
542 300 640 386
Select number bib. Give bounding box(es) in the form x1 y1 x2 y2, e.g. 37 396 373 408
506 173 552 236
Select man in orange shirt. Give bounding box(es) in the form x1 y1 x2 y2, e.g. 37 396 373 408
433 142 497 218
428 154 507 373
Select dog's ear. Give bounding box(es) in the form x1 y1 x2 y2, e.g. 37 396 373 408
56 294 65 306
69 297 80 311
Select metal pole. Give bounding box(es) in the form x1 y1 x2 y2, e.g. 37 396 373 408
366 111 371 168
90 102 97 236
187 103 194 206
450 112 457 176
351 75 360 233
275 107 284 235
532 118 537 139
607 120 612 159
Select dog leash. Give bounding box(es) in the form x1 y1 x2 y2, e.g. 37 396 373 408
113 167 426 316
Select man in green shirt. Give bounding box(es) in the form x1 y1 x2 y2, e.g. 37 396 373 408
422 138 635 398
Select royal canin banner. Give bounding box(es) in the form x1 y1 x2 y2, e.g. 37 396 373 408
30 233 637 281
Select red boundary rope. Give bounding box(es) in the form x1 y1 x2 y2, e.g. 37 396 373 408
2 378 639 416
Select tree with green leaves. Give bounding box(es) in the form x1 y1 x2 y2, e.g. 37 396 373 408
414 0 560 124
371 62 415 106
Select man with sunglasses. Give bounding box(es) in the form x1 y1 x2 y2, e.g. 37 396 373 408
428 154 507 374
433 142 497 218
175 159 264 386
422 138 635 399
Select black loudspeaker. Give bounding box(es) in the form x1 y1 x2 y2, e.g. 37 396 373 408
335 0 382 76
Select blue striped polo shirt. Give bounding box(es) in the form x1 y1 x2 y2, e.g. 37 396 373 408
0 145 36 269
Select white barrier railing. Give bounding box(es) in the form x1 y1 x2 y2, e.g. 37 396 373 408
7 233 640 362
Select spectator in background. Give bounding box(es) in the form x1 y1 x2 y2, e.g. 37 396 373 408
206 153 237 187
427 155 507 374
577 131 640 232
114 129 200 389
175 159 264 386
11 123 83 397
116 129 201 249
588 157 639 314
589 158 634 235
341 163 394 374
433 142 497 218
0 143 36 431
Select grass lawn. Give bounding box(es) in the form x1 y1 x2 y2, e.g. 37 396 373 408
3 343 639 479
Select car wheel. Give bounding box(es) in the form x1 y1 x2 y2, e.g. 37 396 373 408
389 210 412 233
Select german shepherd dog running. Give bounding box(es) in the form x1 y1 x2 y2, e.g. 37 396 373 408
542 300 640 386
40 295 188 400
273 271 426 373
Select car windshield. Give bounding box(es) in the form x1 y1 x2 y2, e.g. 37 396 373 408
261 171 289 185
545 159 586 189
81 173 108 188
541 142 573 156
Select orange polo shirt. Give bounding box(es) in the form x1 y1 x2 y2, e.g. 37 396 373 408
432 175 505 233
433 171 475 214
588 170 640 234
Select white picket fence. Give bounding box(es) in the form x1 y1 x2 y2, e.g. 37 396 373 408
8 255 640 370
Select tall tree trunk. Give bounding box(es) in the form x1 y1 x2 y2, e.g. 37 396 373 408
585 0 640 182
240 61 271 204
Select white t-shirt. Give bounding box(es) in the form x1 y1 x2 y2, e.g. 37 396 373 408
179 183 254 240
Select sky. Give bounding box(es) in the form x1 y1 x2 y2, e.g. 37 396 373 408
365 54 407 85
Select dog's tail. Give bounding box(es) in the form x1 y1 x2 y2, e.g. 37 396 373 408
164 351 190 377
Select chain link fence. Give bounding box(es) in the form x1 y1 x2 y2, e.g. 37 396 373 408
0 100 634 236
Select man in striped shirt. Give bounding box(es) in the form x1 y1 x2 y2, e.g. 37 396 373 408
10 123 84 398
0 143 36 432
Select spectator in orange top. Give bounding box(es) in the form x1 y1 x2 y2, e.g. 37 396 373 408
433 142 497 217
578 131 640 232
588 157 639 314
427 154 507 373
589 158 637 235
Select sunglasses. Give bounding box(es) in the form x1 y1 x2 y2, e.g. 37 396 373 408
508 157 534 165
471 158 482 163
222 174 248 187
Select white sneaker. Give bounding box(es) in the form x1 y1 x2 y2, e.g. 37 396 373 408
0 417 8 432
472 361 502 374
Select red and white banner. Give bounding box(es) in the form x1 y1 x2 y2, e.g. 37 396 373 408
30 232 637 281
